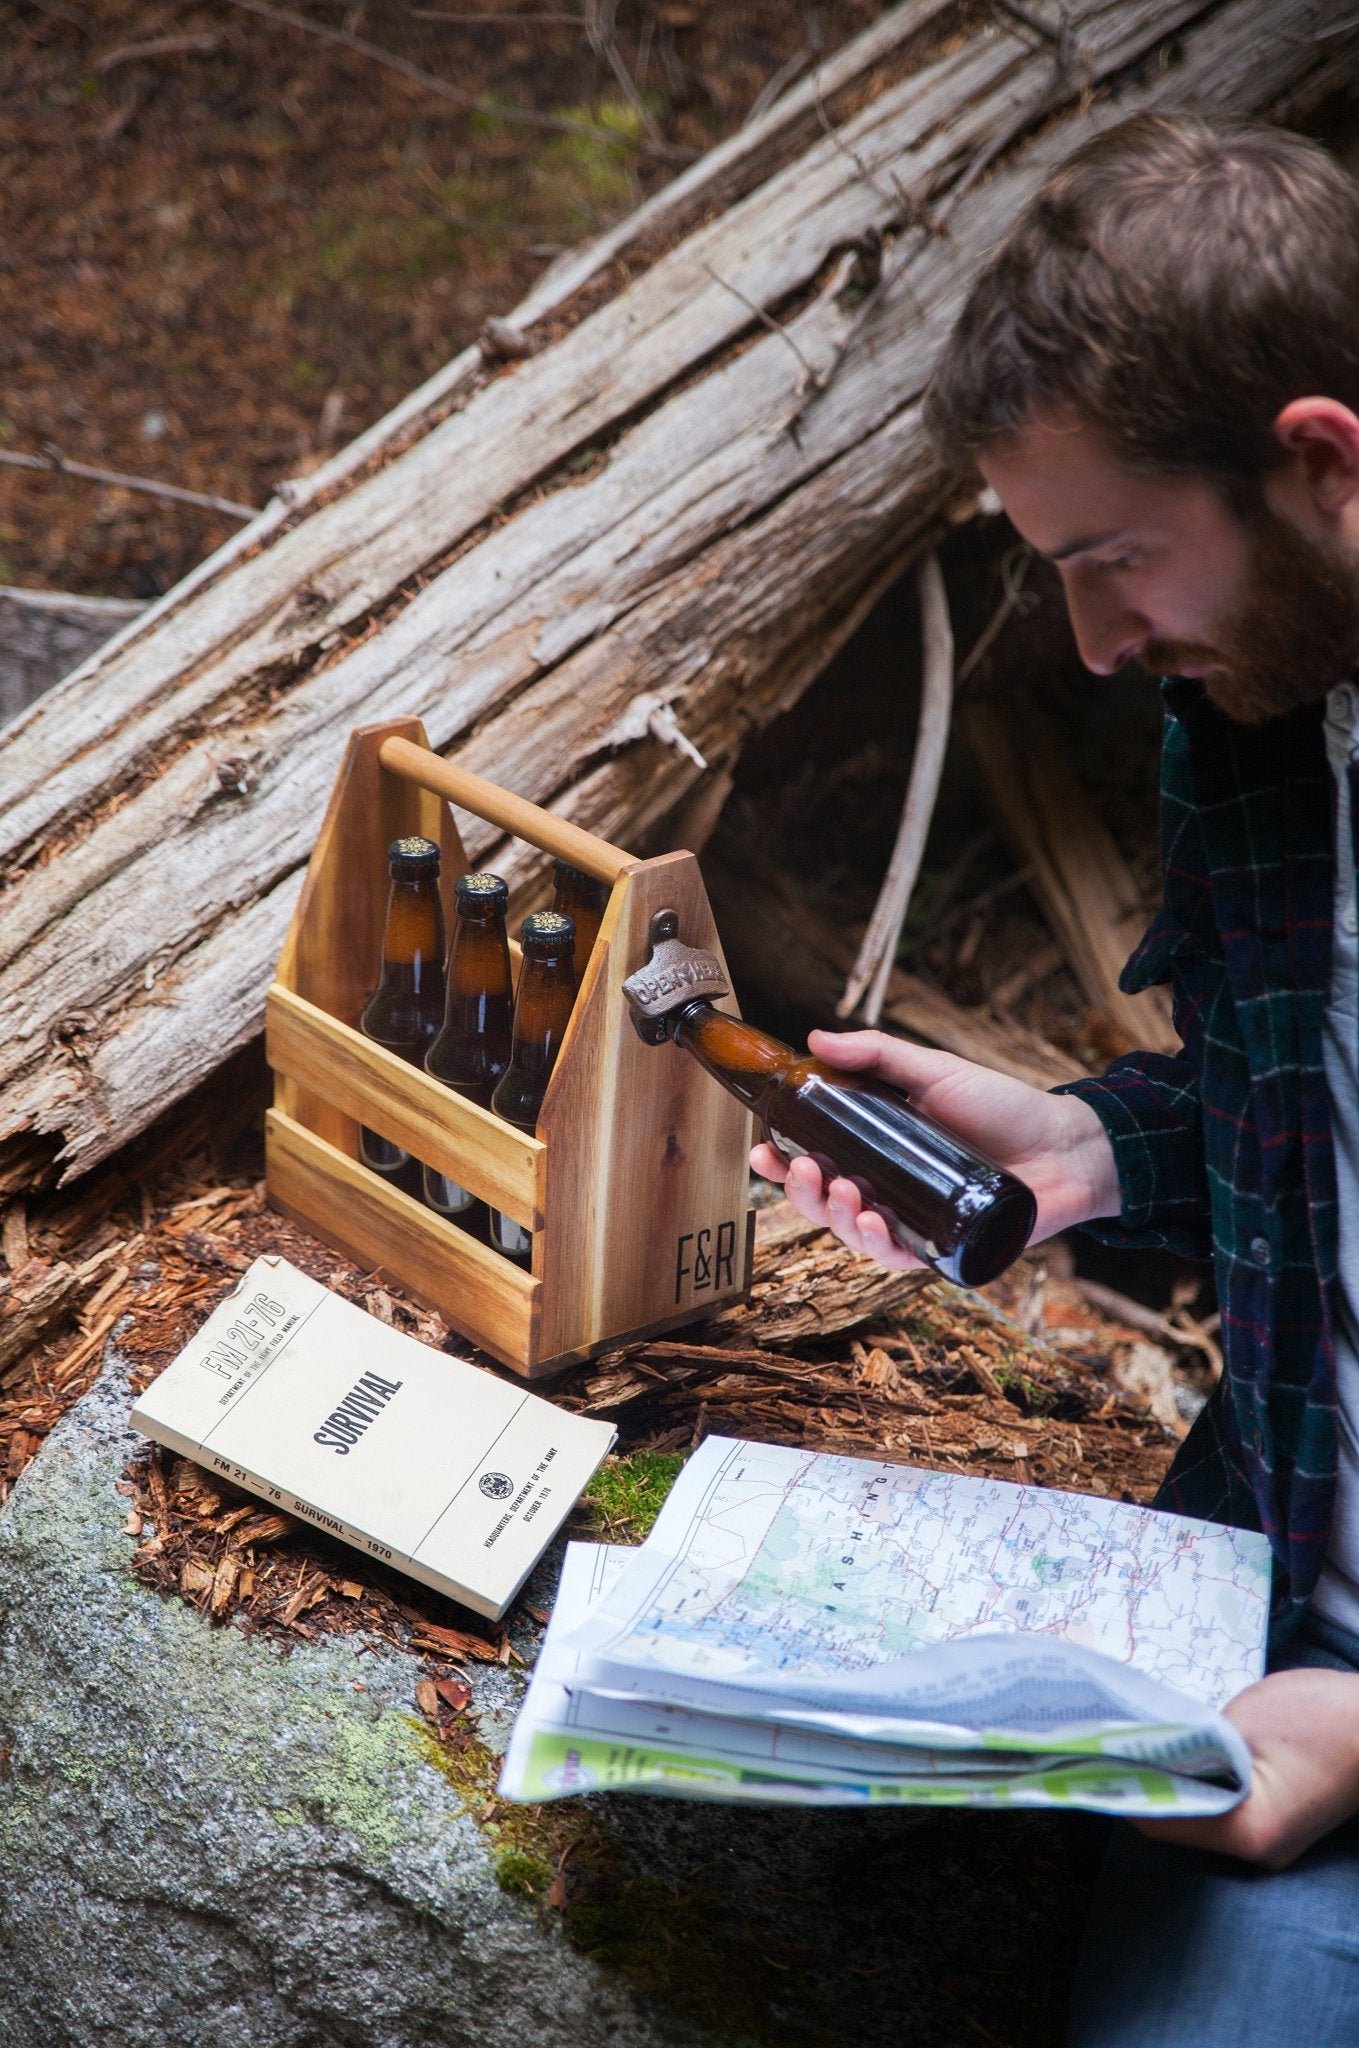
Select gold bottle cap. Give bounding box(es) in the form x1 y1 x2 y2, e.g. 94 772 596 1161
456 870 508 904
388 836 441 877
520 910 575 949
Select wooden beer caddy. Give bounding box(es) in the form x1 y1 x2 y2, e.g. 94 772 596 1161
265 717 753 1378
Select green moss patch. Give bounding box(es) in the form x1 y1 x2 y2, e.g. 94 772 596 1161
492 1845 553 1898
577 1450 685 1542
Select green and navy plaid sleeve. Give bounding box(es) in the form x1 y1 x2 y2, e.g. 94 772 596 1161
1054 704 1212 1258
1051 684 1341 1644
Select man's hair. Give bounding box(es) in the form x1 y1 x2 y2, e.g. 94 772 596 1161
924 113 1359 496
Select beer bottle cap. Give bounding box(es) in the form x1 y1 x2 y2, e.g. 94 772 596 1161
455 870 509 907
520 909 575 952
388 836 441 878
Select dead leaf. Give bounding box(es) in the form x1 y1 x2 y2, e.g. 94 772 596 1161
1113 1340 1187 1438
280 1573 327 1627
2 1205 29 1270
962 1346 1006 1404
230 1512 297 1548
209 1553 239 1617
406 1618 500 1661
858 1346 903 1393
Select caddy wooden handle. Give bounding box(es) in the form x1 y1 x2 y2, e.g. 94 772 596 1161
378 735 633 884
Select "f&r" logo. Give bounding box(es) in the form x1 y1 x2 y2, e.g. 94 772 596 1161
675 1220 737 1303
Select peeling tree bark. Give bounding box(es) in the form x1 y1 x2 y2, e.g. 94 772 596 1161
0 0 1353 1189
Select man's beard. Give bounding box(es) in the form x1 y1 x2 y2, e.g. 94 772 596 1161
1138 505 1359 724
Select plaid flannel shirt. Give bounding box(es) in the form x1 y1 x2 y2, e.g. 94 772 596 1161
1057 678 1343 1645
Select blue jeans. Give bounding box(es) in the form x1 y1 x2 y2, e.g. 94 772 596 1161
1067 1613 1359 2047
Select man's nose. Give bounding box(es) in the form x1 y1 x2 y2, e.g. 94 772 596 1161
1065 582 1146 676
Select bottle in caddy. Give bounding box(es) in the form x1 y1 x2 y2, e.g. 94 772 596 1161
550 859 608 980
423 871 514 1240
358 836 446 1202
488 910 578 1265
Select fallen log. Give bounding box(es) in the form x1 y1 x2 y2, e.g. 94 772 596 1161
0 1262 82 1381
0 587 144 729
710 1198 933 1351
960 688 1178 1054
0 0 1352 1191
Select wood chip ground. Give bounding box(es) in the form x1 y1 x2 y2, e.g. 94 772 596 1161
0 1059 1185 1722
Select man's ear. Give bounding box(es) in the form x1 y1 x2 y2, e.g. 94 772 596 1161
1270 398 1359 519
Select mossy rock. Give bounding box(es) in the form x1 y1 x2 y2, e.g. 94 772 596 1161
0 1344 1090 2048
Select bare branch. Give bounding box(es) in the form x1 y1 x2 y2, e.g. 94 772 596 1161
838 550 955 1026
220 0 693 159
699 262 818 383
409 8 585 19
812 69 909 215
745 46 815 126
0 449 258 522
583 0 665 145
93 33 221 73
786 0 1135 426
955 544 1036 687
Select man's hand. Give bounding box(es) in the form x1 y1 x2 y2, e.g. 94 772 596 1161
1134 1668 1359 1867
750 1030 1122 1270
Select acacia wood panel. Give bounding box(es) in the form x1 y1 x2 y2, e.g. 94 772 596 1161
265 1109 545 1375
266 984 541 1225
275 716 469 1154
535 850 753 1361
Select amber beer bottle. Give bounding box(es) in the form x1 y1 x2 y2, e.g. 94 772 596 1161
358 837 446 1201
550 860 607 982
488 910 577 1264
423 872 514 1237
664 1001 1037 1288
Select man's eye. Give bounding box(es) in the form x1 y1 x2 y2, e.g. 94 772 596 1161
1103 553 1141 572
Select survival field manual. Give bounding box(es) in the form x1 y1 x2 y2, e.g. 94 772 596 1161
501 1434 1272 1816
131 1254 615 1619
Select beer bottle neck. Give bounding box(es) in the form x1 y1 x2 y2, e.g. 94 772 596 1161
443 909 512 1031
669 1000 794 1113
508 952 576 1076
552 868 607 974
378 876 444 996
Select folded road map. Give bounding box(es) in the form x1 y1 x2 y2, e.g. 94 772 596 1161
501 1435 1271 1815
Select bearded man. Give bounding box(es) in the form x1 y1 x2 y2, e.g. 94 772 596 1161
755 113 1359 2043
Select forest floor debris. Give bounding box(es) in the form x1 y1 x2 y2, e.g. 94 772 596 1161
0 1047 1192 1678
